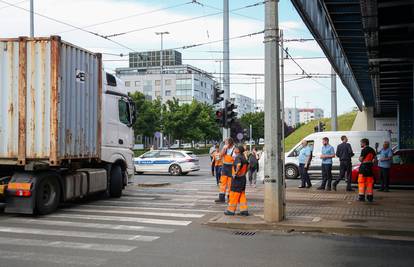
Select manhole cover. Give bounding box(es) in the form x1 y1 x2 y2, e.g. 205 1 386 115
234 231 256 236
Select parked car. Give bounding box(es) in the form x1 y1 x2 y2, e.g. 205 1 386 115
134 150 200 176
351 149 414 185
284 131 391 179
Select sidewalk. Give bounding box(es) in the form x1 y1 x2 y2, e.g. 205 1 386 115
207 184 414 238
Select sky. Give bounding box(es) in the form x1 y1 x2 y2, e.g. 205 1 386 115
0 0 357 116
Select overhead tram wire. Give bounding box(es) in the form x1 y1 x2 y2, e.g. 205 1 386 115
0 0 26 10
56 1 194 34
104 0 268 38
0 0 140 54
193 0 263 22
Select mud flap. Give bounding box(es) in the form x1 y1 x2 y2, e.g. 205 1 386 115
5 173 38 214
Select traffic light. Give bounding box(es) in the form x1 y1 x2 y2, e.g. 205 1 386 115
224 100 237 128
213 84 224 104
243 128 249 140
215 109 225 127
319 121 326 132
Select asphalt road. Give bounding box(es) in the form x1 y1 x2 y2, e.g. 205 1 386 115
0 155 413 267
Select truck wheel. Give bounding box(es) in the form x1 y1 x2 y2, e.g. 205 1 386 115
285 165 299 179
36 176 61 215
169 164 182 176
110 165 123 198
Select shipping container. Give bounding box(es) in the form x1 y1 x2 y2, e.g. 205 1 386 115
0 36 102 166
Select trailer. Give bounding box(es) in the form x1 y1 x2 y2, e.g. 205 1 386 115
0 36 135 214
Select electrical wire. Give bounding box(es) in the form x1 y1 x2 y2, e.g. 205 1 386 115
0 0 26 10
104 1 267 38
194 0 263 22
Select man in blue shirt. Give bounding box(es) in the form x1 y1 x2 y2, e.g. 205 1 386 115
317 137 335 191
298 140 312 188
378 141 393 192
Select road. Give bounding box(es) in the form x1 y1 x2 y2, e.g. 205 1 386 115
0 155 413 267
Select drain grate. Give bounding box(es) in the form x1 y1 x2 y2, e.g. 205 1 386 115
234 231 256 236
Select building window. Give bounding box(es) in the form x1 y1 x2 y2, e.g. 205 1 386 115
135 81 140 87
165 79 172 86
165 90 171 96
125 81 131 87
155 80 161 86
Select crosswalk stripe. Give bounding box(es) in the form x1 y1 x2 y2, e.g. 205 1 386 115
119 196 215 203
100 200 196 207
60 208 205 218
0 250 106 266
81 204 219 213
3 218 175 234
0 237 136 252
0 226 160 241
49 213 193 226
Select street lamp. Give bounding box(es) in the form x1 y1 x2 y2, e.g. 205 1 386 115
155 31 169 149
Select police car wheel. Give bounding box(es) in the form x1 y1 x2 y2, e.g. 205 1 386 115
169 164 182 176
285 165 299 179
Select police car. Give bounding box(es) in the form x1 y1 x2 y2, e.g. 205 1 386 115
134 150 200 176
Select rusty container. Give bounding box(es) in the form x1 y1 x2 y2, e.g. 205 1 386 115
0 36 102 166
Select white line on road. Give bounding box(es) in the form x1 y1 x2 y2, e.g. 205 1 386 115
80 204 219 213
49 213 193 226
60 208 205 218
0 226 160 241
0 236 136 252
3 218 175 233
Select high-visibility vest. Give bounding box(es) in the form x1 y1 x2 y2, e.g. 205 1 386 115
234 161 248 177
212 151 223 166
223 147 235 166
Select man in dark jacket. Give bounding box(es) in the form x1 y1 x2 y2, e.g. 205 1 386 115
358 138 376 202
333 135 355 191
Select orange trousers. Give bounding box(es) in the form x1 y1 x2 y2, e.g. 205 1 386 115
358 174 374 196
227 191 248 213
219 175 232 195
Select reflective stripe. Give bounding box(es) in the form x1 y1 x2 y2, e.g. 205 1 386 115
7 183 32 190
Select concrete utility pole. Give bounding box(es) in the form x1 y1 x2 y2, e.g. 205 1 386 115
331 66 338 131
222 0 230 139
156 31 169 148
252 77 259 112
293 95 299 127
264 0 284 222
30 0 34 37
280 29 285 143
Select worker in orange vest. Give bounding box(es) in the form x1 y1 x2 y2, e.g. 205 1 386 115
358 138 376 202
224 145 249 216
211 144 223 186
215 138 235 203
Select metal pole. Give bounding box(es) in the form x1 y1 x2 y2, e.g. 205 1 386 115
331 66 338 131
253 77 259 112
249 124 253 151
264 0 284 222
293 95 299 127
280 29 285 147
222 0 230 140
30 0 34 37
156 31 169 148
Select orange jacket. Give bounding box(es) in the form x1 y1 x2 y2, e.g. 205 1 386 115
212 151 223 167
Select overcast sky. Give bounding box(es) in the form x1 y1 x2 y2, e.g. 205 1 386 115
0 0 357 116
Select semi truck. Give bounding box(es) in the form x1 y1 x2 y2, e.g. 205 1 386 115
0 36 135 214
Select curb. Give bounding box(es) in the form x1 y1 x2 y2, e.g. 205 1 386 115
137 182 171 187
206 215 414 238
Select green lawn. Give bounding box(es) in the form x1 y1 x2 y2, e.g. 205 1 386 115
284 111 357 151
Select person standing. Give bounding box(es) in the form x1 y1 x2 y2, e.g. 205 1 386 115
334 135 355 191
248 147 259 187
211 144 223 186
224 145 249 216
215 138 235 203
358 138 376 202
378 141 393 192
209 143 216 176
317 137 335 191
298 140 312 188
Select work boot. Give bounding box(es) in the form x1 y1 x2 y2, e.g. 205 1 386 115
306 184 312 188
346 188 354 192
224 210 235 216
367 195 374 202
358 195 365 202
316 186 325 190
333 183 337 191
239 211 249 216
215 194 225 203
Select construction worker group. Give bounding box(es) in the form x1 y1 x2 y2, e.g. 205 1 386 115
212 138 258 216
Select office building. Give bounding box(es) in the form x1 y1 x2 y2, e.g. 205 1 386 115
230 93 255 118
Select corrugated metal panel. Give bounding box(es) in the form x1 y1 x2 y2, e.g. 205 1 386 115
0 41 19 159
58 42 99 159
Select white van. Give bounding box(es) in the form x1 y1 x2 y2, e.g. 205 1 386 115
284 131 391 179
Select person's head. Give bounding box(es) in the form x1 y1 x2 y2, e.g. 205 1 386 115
252 146 257 153
234 145 244 155
227 137 234 146
322 137 329 145
215 144 220 151
243 144 248 150
301 140 308 147
360 138 369 148
341 135 348 143
383 141 390 149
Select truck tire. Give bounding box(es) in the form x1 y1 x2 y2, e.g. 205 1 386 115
110 165 123 198
36 176 61 215
285 164 299 179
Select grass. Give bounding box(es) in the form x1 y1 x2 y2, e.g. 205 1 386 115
284 111 357 151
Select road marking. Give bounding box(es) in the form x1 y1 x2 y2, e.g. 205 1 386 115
0 226 160 241
81 204 218 213
0 237 136 252
0 250 106 266
119 196 215 203
60 208 205 218
49 213 193 226
3 218 175 233
99 200 196 207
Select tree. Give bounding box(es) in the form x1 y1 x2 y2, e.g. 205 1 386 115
130 92 161 141
239 112 264 142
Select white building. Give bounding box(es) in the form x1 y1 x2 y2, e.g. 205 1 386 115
116 65 216 105
299 108 324 123
284 108 300 127
255 99 264 112
230 93 255 118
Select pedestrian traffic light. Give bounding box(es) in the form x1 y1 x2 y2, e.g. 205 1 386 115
215 109 225 127
224 100 237 128
243 128 249 140
213 84 224 104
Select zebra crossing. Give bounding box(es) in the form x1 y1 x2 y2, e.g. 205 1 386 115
0 177 227 266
